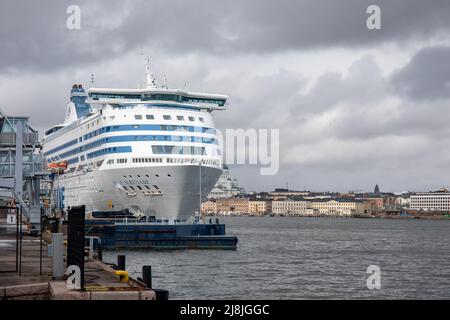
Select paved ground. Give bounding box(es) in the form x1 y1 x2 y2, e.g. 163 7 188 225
1 221 154 299
0 223 52 287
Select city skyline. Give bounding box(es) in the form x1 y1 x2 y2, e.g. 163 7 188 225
2 0 450 192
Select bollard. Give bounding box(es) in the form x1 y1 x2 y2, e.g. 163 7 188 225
154 289 169 300
52 233 64 280
117 255 126 270
97 245 103 261
114 270 129 283
142 265 152 289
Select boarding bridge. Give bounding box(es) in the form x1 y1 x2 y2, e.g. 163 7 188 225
0 113 47 227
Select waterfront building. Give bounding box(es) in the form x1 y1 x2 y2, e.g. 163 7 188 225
271 200 308 215
395 196 410 207
201 200 217 214
216 197 249 214
362 197 384 210
310 199 365 216
269 189 311 200
410 189 450 212
208 165 245 199
248 200 272 215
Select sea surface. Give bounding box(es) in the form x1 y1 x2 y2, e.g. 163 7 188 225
103 216 450 299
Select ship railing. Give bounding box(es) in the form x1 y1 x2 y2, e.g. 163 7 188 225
113 216 189 225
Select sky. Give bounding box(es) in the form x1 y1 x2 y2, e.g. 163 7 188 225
1 0 450 193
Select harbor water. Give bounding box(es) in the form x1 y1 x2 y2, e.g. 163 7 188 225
103 216 450 299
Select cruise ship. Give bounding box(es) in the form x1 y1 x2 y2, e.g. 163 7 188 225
42 62 226 221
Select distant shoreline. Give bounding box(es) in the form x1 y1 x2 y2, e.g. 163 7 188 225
205 214 450 221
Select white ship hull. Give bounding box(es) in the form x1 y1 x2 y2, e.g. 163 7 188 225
57 165 222 220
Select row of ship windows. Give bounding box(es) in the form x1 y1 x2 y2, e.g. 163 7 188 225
131 158 163 164
122 185 159 191
82 124 216 142
412 200 450 202
78 156 220 167
151 145 206 155
66 146 132 164
85 114 205 130
134 114 204 122
411 197 450 201
68 149 220 166
127 157 219 166
46 134 216 159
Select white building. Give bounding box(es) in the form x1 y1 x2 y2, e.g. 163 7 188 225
271 200 308 215
208 165 245 199
310 199 365 216
395 197 411 207
410 190 450 211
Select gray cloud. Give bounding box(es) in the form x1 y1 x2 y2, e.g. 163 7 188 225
0 0 132 73
207 51 450 192
2 0 450 74
2 1 450 193
390 45 450 101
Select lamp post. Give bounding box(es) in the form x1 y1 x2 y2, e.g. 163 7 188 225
198 160 202 219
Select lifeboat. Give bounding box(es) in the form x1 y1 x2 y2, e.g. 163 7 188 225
58 161 68 169
47 161 68 172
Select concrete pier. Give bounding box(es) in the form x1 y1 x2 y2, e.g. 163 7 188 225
0 232 156 300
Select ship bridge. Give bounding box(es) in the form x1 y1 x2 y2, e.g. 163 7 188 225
86 87 228 111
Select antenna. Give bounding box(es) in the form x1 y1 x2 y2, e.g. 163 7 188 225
144 56 157 88
162 74 168 89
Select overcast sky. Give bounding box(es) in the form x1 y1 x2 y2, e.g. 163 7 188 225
1 0 450 193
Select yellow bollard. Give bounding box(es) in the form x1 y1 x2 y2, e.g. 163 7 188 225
114 270 129 283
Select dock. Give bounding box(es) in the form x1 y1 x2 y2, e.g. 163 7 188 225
0 228 158 300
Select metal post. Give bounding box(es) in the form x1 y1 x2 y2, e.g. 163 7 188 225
142 265 152 289
97 245 102 262
52 233 64 279
117 255 126 270
15 207 19 273
88 237 94 260
199 161 202 216
14 122 23 203
39 207 43 275
19 207 22 276
154 289 170 300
